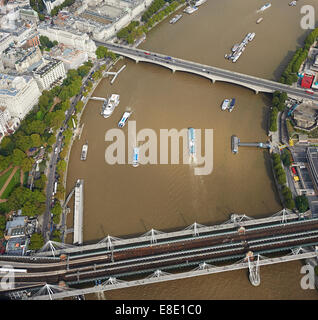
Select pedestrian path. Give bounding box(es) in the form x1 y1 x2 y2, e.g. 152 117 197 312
0 166 19 199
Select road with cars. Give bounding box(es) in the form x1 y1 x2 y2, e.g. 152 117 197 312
97 41 318 101
42 62 101 242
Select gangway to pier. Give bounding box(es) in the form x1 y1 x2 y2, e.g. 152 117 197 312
89 97 107 102
238 142 271 148
231 135 271 153
63 188 75 209
103 64 126 85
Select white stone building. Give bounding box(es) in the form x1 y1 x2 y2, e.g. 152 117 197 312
0 32 13 53
37 24 97 58
1 24 35 47
0 74 41 119
49 44 89 70
0 106 20 141
78 0 153 41
1 46 42 73
33 57 66 91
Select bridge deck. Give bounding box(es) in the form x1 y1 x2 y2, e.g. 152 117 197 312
1 213 318 299
29 250 317 300
97 42 318 101
35 210 307 257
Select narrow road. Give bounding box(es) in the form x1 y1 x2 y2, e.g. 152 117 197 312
43 62 101 241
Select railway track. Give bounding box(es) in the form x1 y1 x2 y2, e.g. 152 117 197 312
5 223 318 284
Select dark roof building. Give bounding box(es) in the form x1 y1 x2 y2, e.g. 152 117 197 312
307 147 318 192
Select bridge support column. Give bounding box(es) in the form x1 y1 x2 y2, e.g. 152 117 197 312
135 60 139 64
171 69 176 74
255 90 259 94
211 79 216 84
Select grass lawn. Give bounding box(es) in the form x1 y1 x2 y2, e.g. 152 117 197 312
1 169 20 199
0 168 13 191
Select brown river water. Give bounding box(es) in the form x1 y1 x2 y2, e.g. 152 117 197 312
66 0 318 299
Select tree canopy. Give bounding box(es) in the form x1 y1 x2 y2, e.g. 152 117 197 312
295 195 309 213
29 233 44 250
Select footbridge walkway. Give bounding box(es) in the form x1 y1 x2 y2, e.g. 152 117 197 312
29 248 318 300
1 210 318 300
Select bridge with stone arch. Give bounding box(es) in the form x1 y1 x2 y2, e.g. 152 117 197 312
96 41 318 101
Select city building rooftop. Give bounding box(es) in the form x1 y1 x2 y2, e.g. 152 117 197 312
0 73 32 97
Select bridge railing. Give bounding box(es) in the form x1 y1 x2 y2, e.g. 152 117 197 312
35 210 309 257
29 249 317 300
104 43 318 98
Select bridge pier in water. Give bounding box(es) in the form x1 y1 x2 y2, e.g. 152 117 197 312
247 253 261 286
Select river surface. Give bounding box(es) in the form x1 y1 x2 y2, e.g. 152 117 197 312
66 0 318 299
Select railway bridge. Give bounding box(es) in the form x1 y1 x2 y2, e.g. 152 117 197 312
0 209 318 300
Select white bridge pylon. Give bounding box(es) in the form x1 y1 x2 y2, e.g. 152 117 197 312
271 208 292 224
195 262 215 270
146 269 171 279
102 277 127 287
32 283 74 300
142 228 164 245
36 241 75 257
222 214 254 225
98 235 122 250
184 222 206 237
290 246 309 255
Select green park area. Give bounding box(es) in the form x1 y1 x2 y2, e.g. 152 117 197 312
0 60 96 218
0 169 21 200
0 168 13 190
116 0 183 44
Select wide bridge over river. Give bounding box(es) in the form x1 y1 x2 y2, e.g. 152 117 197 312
1 210 318 300
96 41 318 101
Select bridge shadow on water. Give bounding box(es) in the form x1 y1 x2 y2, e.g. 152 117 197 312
260 94 271 132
